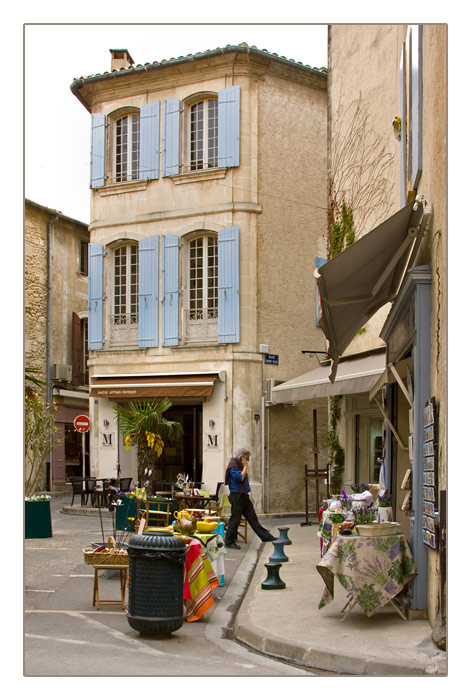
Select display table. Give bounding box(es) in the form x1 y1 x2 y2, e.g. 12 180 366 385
316 533 417 620
186 527 226 585
183 541 219 622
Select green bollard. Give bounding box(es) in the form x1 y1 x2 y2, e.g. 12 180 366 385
277 526 292 545
269 540 289 563
261 562 286 589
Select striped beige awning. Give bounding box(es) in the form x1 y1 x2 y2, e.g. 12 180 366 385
90 374 219 399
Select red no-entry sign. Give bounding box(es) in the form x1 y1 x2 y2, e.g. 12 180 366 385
74 415 90 433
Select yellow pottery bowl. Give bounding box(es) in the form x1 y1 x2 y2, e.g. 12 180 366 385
196 521 218 533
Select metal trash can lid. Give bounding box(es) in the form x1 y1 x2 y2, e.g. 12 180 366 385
128 531 187 552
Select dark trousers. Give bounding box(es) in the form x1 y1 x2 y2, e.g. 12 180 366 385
225 492 273 544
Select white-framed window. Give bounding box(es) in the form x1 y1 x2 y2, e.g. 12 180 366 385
184 233 218 342
114 112 140 182
188 98 218 171
111 244 139 346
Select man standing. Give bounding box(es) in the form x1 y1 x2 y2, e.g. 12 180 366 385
224 448 276 549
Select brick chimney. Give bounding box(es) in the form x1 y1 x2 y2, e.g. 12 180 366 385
110 49 134 71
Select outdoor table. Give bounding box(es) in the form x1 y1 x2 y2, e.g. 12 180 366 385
316 533 417 621
183 540 219 622
175 493 215 513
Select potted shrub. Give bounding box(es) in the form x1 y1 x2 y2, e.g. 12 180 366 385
24 369 62 539
25 494 53 538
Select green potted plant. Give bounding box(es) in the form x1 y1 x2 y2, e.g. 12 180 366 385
25 495 53 538
113 398 183 494
24 369 62 539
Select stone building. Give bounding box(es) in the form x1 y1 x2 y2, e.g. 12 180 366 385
25 200 90 489
70 44 329 512
273 24 447 628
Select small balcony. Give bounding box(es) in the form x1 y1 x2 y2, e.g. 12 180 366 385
109 313 139 348
183 308 218 344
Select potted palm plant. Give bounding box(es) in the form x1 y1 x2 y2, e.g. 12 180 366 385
113 398 183 494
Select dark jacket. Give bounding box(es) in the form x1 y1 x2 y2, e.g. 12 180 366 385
224 457 250 494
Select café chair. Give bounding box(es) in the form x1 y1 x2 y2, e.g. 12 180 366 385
137 499 172 530
220 491 248 543
84 477 97 506
70 476 88 506
118 477 132 492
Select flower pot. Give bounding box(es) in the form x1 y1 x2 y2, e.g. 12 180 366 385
25 499 52 538
115 496 138 531
377 506 393 523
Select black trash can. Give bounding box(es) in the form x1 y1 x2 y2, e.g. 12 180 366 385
127 531 187 635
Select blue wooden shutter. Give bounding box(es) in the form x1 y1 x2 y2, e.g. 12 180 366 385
218 86 240 168
162 235 180 346
315 257 327 326
218 226 239 344
88 243 104 349
139 101 160 180
138 236 159 347
409 25 423 191
90 113 106 188
163 99 181 176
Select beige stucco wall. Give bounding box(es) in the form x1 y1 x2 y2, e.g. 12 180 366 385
79 51 328 512
328 24 447 626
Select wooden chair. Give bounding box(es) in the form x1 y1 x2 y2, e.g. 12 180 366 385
137 499 172 530
220 493 248 543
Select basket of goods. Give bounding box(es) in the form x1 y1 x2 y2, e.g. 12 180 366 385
338 521 355 535
83 536 129 565
173 510 197 535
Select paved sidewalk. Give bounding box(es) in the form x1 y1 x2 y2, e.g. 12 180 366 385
31 495 447 676
233 520 447 676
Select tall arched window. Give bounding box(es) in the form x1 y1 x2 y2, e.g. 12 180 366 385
189 98 218 170
113 244 139 325
114 112 140 182
184 233 218 343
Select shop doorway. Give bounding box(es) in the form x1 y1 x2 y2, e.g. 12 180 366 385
354 413 384 485
154 404 203 485
64 424 90 479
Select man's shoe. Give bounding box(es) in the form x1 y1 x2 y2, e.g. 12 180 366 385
226 543 241 549
264 535 277 542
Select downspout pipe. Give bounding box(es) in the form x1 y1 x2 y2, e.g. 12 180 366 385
46 213 61 490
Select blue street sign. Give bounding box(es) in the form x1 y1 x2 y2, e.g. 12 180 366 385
265 354 279 365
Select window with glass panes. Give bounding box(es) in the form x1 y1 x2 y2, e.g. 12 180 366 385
114 245 139 324
189 236 218 319
115 113 140 182
190 99 218 170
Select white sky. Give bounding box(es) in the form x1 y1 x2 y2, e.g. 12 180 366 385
24 23 328 224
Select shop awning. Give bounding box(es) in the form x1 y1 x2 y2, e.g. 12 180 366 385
270 349 386 403
90 373 220 399
314 196 431 381
368 357 413 403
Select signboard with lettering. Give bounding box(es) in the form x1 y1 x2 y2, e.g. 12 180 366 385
264 354 279 365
